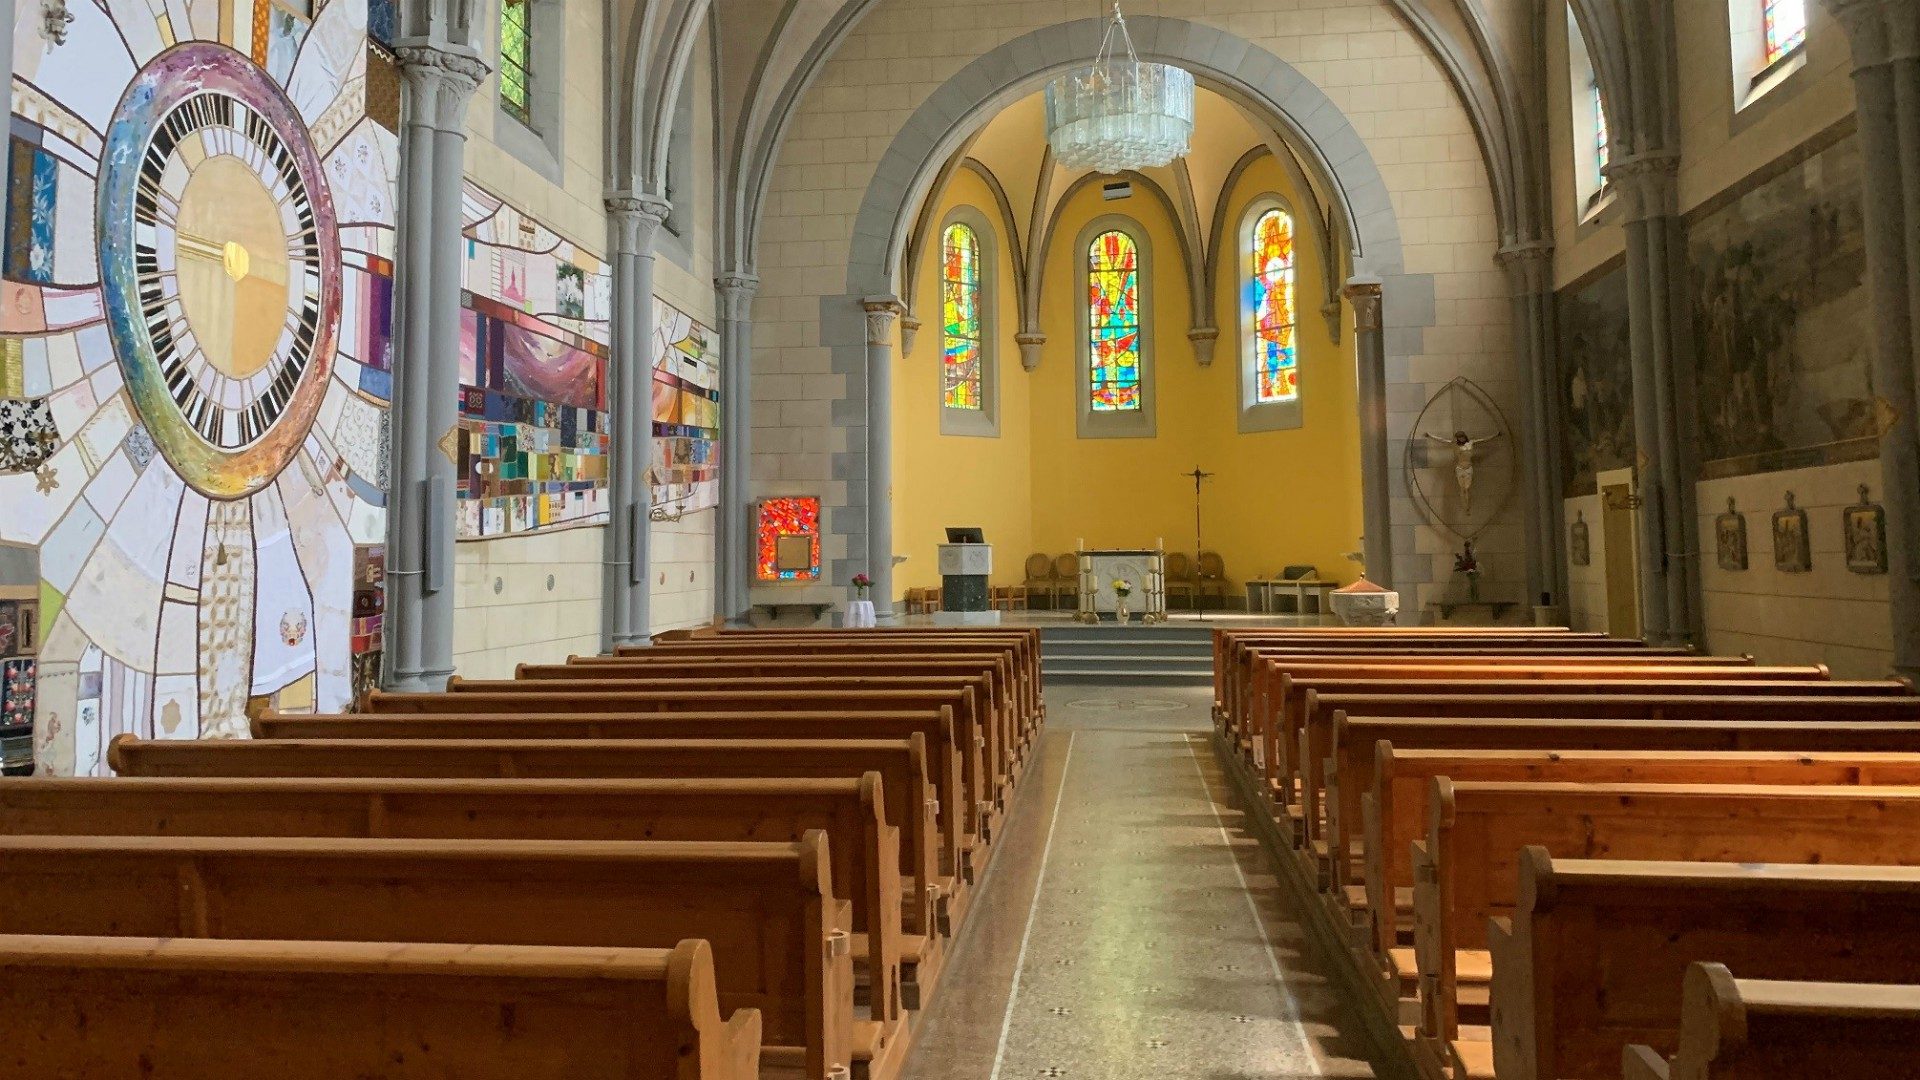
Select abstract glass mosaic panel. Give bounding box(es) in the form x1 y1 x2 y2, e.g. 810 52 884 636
756 497 822 582
1249 208 1298 403
456 185 613 538
1 0 399 771
1764 0 1807 64
500 0 532 123
651 303 720 514
942 222 983 410
1088 230 1142 412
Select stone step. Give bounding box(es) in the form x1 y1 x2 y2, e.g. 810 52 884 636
1042 667 1213 685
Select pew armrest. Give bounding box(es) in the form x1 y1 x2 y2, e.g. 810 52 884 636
723 1008 765 1080
1621 1044 1670 1080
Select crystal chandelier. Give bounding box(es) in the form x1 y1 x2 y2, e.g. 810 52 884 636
1044 2 1195 173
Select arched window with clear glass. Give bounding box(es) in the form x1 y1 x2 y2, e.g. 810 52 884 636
1088 229 1142 412
942 221 983 411
1249 207 1297 403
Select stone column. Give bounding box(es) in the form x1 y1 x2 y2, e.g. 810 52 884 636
863 296 905 619
1344 278 1393 588
1825 0 1920 678
1605 152 1697 646
1497 241 1566 617
383 43 487 691
715 272 759 624
601 194 671 651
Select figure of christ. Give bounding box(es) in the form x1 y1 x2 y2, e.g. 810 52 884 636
1423 429 1504 512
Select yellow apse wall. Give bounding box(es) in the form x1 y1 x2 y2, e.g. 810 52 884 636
893 156 1362 595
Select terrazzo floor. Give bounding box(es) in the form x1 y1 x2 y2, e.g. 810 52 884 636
898 683 1376 1080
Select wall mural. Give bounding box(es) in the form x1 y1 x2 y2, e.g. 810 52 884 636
2 0 398 774
1554 264 1634 497
1689 133 1876 474
457 185 612 537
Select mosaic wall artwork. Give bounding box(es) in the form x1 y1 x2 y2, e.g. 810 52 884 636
2 0 398 773
1555 264 1634 497
651 302 719 514
756 497 822 582
456 185 613 537
1689 133 1876 473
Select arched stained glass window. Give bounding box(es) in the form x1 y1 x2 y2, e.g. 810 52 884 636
1591 80 1610 178
1249 208 1297 404
941 222 983 410
1088 230 1142 412
1763 0 1806 63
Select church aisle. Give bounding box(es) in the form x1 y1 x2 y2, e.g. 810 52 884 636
900 686 1375 1080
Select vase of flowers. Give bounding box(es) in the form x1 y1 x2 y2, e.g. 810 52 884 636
851 572 871 599
1112 578 1134 622
1453 542 1481 603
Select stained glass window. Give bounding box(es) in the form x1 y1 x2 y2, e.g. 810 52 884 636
755 497 822 582
1088 230 1142 412
500 0 532 125
1249 208 1298 404
941 222 983 410
1591 80 1610 179
1763 0 1806 64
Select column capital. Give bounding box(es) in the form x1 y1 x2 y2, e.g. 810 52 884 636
605 192 673 255
1602 152 1680 223
1823 0 1920 67
1496 239 1557 293
1343 276 1383 332
1015 331 1047 371
716 272 760 320
394 44 489 132
899 313 923 357
862 295 906 347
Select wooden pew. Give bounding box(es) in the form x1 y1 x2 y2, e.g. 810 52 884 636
1300 690 1920 852
1413 782 1920 1079
249 707 975 883
112 734 946 946
376 684 1004 843
0 774 908 1023
1262 665 1817 805
1225 647 1714 743
1359 749 1920 1004
549 654 1025 758
661 629 1043 727
1489 854 1920 1080
0 935 762 1080
585 640 1042 742
1623 963 1920 1080
0 832 854 1080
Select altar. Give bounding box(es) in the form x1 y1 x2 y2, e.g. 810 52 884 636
1075 543 1167 622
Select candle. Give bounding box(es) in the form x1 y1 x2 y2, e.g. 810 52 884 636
1155 537 1163 552
1076 537 1084 552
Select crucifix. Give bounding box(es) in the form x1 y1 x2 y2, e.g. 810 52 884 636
1186 466 1215 619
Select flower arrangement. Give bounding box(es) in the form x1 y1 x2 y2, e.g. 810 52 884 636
1112 578 1134 598
1453 542 1481 601
851 572 872 597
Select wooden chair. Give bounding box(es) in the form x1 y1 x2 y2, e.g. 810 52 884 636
1022 554 1056 608
904 587 943 615
1197 550 1229 610
1051 554 1081 609
989 585 1026 611
1164 552 1197 610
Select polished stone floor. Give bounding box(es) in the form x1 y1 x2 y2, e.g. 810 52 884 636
899 684 1376 1080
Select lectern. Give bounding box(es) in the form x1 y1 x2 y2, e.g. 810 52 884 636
935 527 997 626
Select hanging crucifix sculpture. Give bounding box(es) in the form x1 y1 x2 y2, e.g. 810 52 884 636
1422 429 1505 512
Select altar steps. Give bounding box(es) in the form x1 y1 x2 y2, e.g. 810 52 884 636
1039 624 1215 684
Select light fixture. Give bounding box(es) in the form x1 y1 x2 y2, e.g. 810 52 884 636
1044 2 1194 174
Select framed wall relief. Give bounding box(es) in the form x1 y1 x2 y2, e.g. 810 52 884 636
1772 492 1811 573
756 497 823 583
1844 485 1888 575
1715 498 1749 572
1569 511 1591 566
